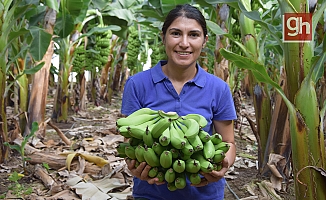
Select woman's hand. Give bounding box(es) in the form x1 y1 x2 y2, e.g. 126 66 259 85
125 158 165 185
191 157 229 187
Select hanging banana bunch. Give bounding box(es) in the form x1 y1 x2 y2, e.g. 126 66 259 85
150 38 166 67
85 26 112 106
205 30 216 74
127 26 141 74
72 41 87 74
93 27 112 71
116 108 230 191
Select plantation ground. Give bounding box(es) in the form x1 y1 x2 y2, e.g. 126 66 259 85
0 92 295 199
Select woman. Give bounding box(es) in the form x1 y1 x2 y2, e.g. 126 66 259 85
121 4 237 200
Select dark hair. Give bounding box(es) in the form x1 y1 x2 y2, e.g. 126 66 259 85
162 4 207 37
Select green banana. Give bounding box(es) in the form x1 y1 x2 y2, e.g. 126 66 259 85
192 153 213 173
210 133 223 145
143 147 160 167
125 145 136 160
148 167 159 178
173 120 188 140
170 122 187 149
164 168 176 183
170 148 179 159
180 152 191 160
185 159 201 173
212 163 218 171
167 182 177 191
160 150 173 168
151 117 172 138
135 145 146 163
127 116 160 135
117 126 132 138
174 173 186 189
198 129 211 143
214 141 230 153
189 173 201 185
127 107 158 118
128 137 142 146
203 140 215 159
181 141 194 156
152 141 166 155
116 113 159 127
156 171 165 182
159 128 171 146
187 135 204 152
212 149 225 163
127 125 146 139
215 163 223 171
184 113 208 128
175 118 188 133
158 110 180 120
143 126 154 147
135 160 140 168
172 159 186 173
181 118 200 138
117 153 127 158
116 142 130 155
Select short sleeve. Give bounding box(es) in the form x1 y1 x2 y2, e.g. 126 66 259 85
121 77 142 115
213 83 237 121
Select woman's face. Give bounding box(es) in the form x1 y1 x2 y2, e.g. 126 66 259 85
162 16 207 69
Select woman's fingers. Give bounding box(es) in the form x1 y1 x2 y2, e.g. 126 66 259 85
191 178 209 187
125 159 161 184
139 164 152 180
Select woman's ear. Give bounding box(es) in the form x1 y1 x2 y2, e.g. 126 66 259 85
202 35 208 48
161 32 165 45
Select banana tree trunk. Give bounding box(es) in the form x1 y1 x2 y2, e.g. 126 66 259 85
89 68 100 106
108 40 127 104
0 69 9 163
100 35 118 101
239 0 271 174
52 48 71 122
27 7 56 136
16 58 28 132
75 72 86 111
214 4 229 82
262 68 291 177
279 0 326 198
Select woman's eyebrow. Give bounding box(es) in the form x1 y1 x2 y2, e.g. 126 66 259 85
168 28 202 34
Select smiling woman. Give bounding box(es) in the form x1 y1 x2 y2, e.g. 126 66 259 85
121 4 237 200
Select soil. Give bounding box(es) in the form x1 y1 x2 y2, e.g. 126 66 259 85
0 92 295 200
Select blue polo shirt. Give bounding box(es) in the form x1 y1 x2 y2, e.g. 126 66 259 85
121 60 237 200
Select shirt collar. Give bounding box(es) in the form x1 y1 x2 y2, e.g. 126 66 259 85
151 60 206 88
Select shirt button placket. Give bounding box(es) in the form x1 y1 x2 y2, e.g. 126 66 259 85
176 97 181 113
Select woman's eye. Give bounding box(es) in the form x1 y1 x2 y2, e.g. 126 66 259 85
190 33 199 37
171 32 181 36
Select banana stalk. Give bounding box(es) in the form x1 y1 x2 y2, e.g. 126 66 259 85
239 0 271 174
293 77 326 199
0 0 14 163
279 0 326 199
220 46 326 199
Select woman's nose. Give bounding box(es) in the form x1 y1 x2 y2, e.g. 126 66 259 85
179 36 189 47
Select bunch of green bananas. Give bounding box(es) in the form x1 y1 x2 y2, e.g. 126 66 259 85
72 43 87 73
93 29 111 70
127 26 141 73
150 43 166 67
116 108 230 191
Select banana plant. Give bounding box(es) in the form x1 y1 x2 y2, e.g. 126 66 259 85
0 0 51 163
219 0 326 198
238 0 272 175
